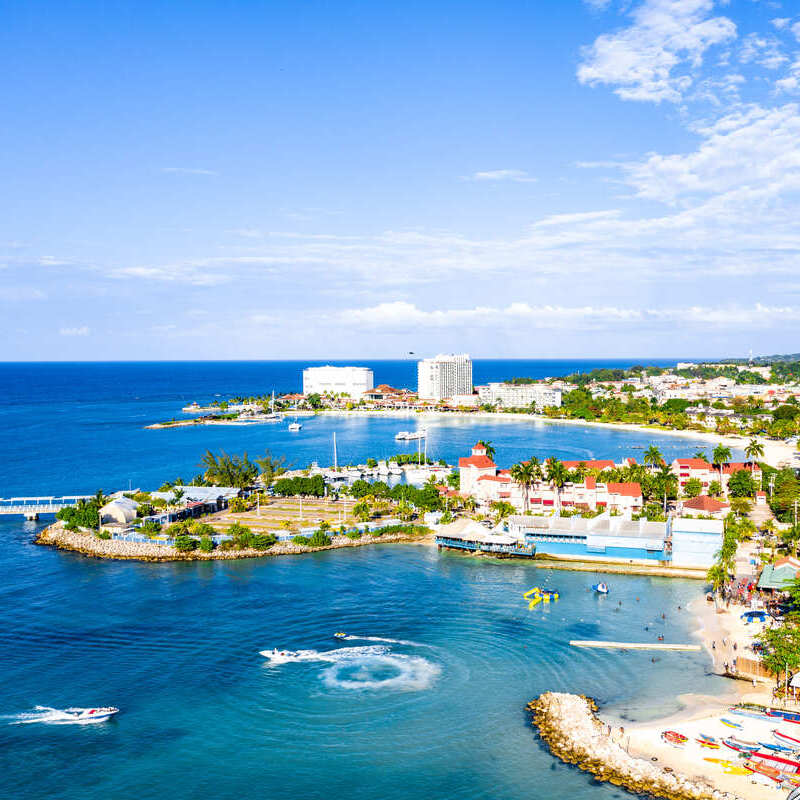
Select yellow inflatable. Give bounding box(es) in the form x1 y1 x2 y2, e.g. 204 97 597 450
524 587 559 608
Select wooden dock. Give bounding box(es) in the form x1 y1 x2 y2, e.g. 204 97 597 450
569 640 701 651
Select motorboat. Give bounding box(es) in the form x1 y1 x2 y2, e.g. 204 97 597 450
260 648 303 664
64 707 119 722
288 420 302 432
592 582 609 595
395 430 426 441
334 632 347 639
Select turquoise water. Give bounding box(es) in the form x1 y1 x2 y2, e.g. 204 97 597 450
0 361 729 799
1 537 724 800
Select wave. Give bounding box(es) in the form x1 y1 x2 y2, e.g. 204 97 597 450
322 654 441 692
5 706 112 725
340 635 429 647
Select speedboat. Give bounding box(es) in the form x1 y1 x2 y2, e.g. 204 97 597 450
592 582 609 594
64 707 119 722
334 632 347 639
260 648 303 664
288 421 302 432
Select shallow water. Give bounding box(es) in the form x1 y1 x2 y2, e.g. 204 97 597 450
0 361 728 798
0 531 726 800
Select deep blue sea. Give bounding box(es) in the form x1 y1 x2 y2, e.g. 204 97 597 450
0 361 731 800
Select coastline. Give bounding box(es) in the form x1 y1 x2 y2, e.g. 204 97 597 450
35 523 434 562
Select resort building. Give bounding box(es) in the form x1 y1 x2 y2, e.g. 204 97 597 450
302 365 374 397
99 497 139 526
670 518 724 568
458 443 498 495
670 458 761 495
417 354 472 400
677 495 730 519
475 382 562 409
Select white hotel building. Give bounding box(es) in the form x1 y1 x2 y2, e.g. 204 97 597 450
302 366 374 397
418 354 473 400
476 382 562 409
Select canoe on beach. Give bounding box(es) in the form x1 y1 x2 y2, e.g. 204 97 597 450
774 730 800 748
722 736 760 752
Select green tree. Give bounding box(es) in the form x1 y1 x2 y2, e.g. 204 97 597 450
643 445 664 468
490 500 515 523
353 500 372 522
509 458 541 513
545 458 569 514
255 449 287 487
684 477 703 498
728 469 756 498
708 480 723 497
654 464 677 512
712 444 732 492
757 625 800 682
198 534 214 552
476 440 496 460
745 438 765 476
174 534 197 552
693 449 707 461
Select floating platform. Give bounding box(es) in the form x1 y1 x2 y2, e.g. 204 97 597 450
569 640 701 651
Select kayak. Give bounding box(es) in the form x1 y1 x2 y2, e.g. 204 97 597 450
774 730 800 748
722 736 760 752
696 734 719 749
661 730 688 747
720 717 743 729
761 741 795 753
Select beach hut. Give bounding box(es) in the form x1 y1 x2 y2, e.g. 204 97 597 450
757 557 800 593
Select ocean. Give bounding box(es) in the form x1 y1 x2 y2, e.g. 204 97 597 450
0 361 728 800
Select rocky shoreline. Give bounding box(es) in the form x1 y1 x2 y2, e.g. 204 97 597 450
36 523 431 562
527 692 746 800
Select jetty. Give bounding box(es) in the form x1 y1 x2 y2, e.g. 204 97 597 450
0 496 93 520
569 640 701 651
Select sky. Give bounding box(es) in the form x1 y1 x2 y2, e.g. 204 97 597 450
1 0 800 361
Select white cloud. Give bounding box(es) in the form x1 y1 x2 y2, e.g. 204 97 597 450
340 301 800 332
739 33 787 69
771 18 791 32
59 326 90 337
793 22 800 42
776 58 800 94
161 167 218 176
464 169 537 183
577 0 737 103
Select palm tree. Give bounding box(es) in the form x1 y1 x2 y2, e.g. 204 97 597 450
745 438 765 477
509 459 540 513
655 465 677 513
643 445 664 469
693 449 707 461
712 444 732 493
476 440 496 461
545 457 569 515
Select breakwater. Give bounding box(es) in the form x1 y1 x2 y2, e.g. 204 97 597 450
36 523 431 562
527 692 745 800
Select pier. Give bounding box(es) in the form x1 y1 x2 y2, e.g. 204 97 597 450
0 496 93 520
569 640 701 651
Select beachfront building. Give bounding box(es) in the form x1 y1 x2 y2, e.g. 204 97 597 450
757 556 800 592
475 382 562 409
302 365 374 397
458 443 498 495
507 515 669 561
670 458 762 495
670 518 724 568
677 495 730 519
417 354 472 400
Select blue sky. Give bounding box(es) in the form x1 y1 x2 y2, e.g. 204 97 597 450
2 0 800 360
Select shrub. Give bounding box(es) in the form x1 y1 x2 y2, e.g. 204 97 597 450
165 521 190 537
189 521 216 537
198 534 214 553
229 497 248 513
64 521 79 532
174 535 197 552
97 531 111 540
308 530 332 547
346 530 363 540
292 535 310 546
251 533 277 550
140 520 162 537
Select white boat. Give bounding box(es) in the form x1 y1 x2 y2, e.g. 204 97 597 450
63 706 119 722
288 420 302 431
593 582 610 594
259 648 303 664
388 464 403 476
395 430 426 441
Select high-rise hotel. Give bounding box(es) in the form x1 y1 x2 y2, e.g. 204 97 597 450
417 354 473 400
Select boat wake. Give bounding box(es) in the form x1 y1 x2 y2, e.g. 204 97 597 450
261 643 440 692
322 654 440 692
339 635 429 647
6 706 114 725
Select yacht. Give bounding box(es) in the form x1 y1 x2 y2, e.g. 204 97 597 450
288 419 302 432
395 429 426 441
64 707 119 722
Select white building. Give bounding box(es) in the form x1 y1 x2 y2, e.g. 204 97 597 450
302 366 374 397
475 382 562 409
670 518 724 568
417 354 472 400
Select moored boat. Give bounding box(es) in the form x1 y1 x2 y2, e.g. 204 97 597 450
661 730 688 747
774 729 800 748
696 733 719 749
722 736 760 753
720 717 743 729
